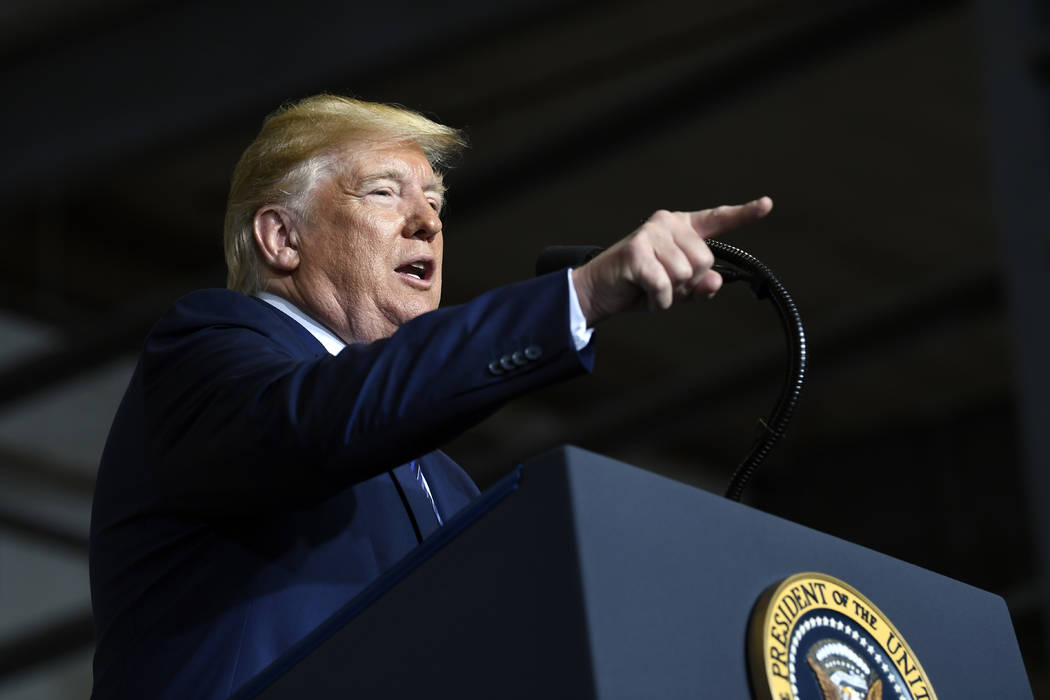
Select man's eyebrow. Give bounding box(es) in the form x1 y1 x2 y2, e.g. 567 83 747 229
354 169 446 196
356 169 402 185
427 173 446 197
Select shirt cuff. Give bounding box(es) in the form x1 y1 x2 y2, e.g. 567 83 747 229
567 268 594 350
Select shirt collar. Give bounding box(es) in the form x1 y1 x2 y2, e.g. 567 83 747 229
255 291 346 356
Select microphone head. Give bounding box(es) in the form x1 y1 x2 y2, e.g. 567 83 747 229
535 245 604 276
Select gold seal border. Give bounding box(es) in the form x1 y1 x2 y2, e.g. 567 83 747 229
747 572 938 700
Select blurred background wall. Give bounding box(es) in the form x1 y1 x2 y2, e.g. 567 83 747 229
1 0 1047 696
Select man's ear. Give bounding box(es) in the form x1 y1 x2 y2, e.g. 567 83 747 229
253 206 301 273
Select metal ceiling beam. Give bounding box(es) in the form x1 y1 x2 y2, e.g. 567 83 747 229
0 277 218 410
0 506 88 555
447 0 964 216
0 609 93 683
0 444 95 498
1 0 575 202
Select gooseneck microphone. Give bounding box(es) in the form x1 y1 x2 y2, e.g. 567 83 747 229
534 240 807 502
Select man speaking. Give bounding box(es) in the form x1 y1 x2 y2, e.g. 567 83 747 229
88 94 772 699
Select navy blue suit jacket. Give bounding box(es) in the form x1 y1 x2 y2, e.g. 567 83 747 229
89 272 593 699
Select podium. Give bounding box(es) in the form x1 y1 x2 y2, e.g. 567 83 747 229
231 446 1032 699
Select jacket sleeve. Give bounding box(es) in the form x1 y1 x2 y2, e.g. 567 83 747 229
136 272 594 511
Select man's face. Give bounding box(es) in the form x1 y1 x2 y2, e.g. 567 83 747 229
294 141 445 344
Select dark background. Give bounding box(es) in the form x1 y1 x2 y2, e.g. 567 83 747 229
0 0 1047 696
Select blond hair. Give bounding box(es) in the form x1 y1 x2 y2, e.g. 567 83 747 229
223 95 466 294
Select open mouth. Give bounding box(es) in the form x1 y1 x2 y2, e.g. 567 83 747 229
394 260 432 282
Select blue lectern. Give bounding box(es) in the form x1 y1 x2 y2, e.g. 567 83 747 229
231 446 1032 699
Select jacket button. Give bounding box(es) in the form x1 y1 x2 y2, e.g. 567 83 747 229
488 360 504 376
512 351 527 366
499 354 516 371
524 345 543 360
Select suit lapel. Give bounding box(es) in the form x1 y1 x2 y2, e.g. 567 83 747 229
253 295 449 542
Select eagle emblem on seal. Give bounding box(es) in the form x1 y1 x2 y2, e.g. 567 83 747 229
806 638 883 700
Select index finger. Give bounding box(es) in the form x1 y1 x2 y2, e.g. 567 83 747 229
689 196 773 239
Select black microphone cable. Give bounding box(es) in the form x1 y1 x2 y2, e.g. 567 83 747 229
535 241 807 502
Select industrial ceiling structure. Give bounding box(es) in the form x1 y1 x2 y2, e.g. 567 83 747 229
1 0 1046 696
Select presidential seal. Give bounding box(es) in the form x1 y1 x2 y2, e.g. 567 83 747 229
748 572 937 700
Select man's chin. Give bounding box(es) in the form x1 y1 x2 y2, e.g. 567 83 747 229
380 300 439 335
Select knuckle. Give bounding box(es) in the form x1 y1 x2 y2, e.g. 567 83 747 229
697 245 714 269
641 266 668 292
631 222 655 243
622 238 647 264
671 261 693 284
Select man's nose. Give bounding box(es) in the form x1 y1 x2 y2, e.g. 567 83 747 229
404 198 441 241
